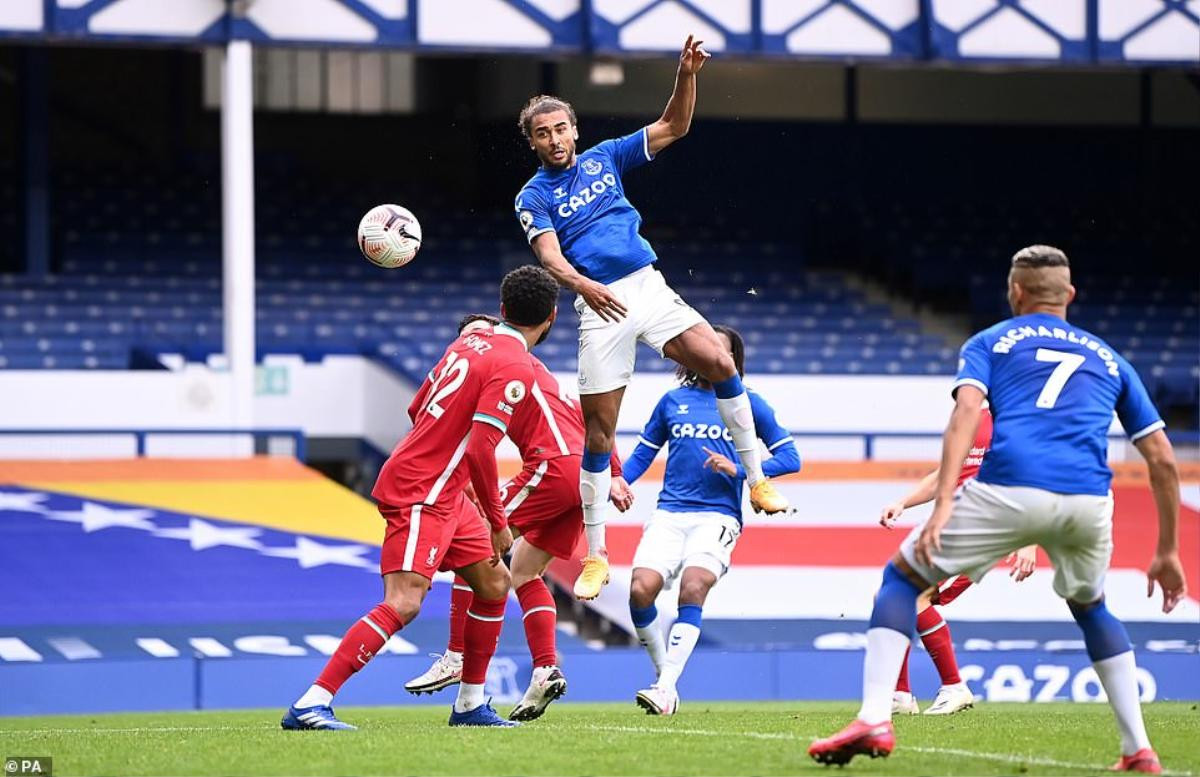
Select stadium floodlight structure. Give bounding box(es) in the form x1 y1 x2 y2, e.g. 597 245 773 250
220 38 256 429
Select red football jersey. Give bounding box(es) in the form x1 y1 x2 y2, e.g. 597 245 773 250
372 325 534 510
956 406 994 486
506 355 585 462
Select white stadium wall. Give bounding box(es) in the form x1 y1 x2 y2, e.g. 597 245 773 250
0 356 1136 460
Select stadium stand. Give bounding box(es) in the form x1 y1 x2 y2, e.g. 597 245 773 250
4 164 1195 424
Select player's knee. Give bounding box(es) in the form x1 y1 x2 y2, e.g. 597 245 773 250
584 427 615 454
510 568 540 590
629 576 659 609
382 593 422 625
678 579 712 606
475 564 512 600
708 350 737 382
1066 595 1104 616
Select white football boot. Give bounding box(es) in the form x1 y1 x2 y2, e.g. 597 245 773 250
508 665 568 721
923 682 974 715
891 690 920 715
404 651 463 695
635 684 679 716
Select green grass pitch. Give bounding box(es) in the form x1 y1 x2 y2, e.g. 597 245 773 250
2 702 1197 776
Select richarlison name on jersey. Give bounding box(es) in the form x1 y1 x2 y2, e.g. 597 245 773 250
990 323 1120 376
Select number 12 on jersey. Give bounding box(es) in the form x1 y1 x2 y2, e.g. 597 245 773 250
1035 348 1086 409
425 352 470 418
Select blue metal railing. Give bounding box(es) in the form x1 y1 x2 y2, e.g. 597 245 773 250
0 428 306 462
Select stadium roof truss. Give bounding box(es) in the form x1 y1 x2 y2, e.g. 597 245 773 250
0 0 1195 65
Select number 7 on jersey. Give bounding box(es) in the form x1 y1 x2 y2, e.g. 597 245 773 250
1034 348 1086 409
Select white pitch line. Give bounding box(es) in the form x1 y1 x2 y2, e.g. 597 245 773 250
0 725 271 735
580 724 1196 777
583 724 797 742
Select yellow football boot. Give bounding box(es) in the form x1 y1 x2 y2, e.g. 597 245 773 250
749 479 789 514
572 554 610 600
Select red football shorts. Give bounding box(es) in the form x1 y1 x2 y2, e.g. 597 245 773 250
379 494 493 579
932 575 973 606
502 456 584 560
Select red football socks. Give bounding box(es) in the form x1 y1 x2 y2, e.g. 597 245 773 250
448 575 472 653
895 645 912 692
462 596 506 684
516 578 558 667
314 603 404 694
918 607 962 685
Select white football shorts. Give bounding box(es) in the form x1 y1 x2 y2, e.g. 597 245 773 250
575 266 706 395
899 479 1115 603
631 509 742 584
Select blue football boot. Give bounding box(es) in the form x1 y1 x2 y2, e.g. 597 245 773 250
448 699 521 727
280 704 357 731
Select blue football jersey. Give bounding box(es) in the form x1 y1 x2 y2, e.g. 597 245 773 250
515 128 658 285
954 312 1164 496
622 385 800 523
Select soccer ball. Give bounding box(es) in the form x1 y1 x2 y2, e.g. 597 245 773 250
357 204 422 268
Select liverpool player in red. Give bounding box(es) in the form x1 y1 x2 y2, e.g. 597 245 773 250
405 313 633 722
281 266 559 730
878 405 1037 716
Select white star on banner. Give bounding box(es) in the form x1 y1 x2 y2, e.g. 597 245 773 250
44 501 157 533
261 536 374 569
0 491 50 512
154 518 263 551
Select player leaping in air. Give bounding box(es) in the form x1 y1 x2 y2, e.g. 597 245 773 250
281 266 557 730
515 35 789 603
621 326 799 715
810 246 1187 772
404 312 633 722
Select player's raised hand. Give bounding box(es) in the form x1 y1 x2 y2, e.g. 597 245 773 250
609 476 635 512
579 278 627 322
678 35 711 75
1007 544 1037 582
915 501 951 568
490 525 514 565
701 446 738 477
879 502 905 529
1146 551 1187 613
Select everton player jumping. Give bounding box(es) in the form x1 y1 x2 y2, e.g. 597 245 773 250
810 246 1188 772
514 35 789 603
281 266 557 730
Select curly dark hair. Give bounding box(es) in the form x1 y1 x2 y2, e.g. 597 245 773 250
518 94 577 140
457 313 501 334
677 325 745 388
500 265 559 327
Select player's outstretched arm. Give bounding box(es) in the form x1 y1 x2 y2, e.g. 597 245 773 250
880 468 940 528
646 35 710 156
1134 429 1187 612
530 232 627 322
915 386 984 566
